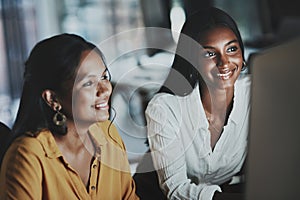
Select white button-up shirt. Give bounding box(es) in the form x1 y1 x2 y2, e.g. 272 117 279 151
146 75 251 200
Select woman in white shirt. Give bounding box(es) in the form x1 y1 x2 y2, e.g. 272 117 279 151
145 7 250 200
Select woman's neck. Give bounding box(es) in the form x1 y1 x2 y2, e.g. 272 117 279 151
200 83 234 122
53 121 95 188
200 83 235 149
54 121 93 154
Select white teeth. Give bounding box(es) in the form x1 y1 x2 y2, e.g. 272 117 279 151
95 102 107 108
99 102 107 107
217 71 232 79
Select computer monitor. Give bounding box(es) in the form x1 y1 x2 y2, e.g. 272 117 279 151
245 36 300 200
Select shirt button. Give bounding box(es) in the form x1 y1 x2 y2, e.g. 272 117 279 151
93 164 97 169
91 186 96 190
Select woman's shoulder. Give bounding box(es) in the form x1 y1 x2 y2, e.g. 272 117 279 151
149 92 178 104
5 131 50 157
237 74 251 87
147 92 182 113
146 92 184 130
147 92 174 108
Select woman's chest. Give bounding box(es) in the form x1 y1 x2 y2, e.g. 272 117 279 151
179 121 247 181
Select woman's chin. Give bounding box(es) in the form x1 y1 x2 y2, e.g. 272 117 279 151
95 114 110 122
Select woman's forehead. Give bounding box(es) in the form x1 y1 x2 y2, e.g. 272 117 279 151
197 26 235 44
76 51 106 79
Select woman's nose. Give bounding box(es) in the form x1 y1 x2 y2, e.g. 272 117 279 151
96 81 111 97
217 54 229 68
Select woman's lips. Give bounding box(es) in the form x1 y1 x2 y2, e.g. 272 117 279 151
216 68 236 80
217 70 232 80
94 102 109 110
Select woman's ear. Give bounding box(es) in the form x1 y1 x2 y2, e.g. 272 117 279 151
41 90 61 110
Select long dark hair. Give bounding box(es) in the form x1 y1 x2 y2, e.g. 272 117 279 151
12 33 107 137
159 7 245 96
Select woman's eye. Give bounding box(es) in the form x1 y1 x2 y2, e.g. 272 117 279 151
227 46 238 53
101 71 111 81
83 80 95 87
101 75 110 80
203 51 216 58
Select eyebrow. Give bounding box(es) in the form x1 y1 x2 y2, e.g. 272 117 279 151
202 39 239 49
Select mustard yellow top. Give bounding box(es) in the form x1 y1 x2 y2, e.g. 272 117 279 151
0 121 139 200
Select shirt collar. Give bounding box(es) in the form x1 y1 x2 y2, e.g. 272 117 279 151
188 83 208 130
188 77 249 129
230 76 250 124
30 122 110 159
88 123 109 159
88 122 108 146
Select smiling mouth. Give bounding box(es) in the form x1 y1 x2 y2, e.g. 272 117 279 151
94 102 109 110
216 68 236 80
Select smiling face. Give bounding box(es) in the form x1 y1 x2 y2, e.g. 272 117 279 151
66 50 112 127
197 25 244 90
